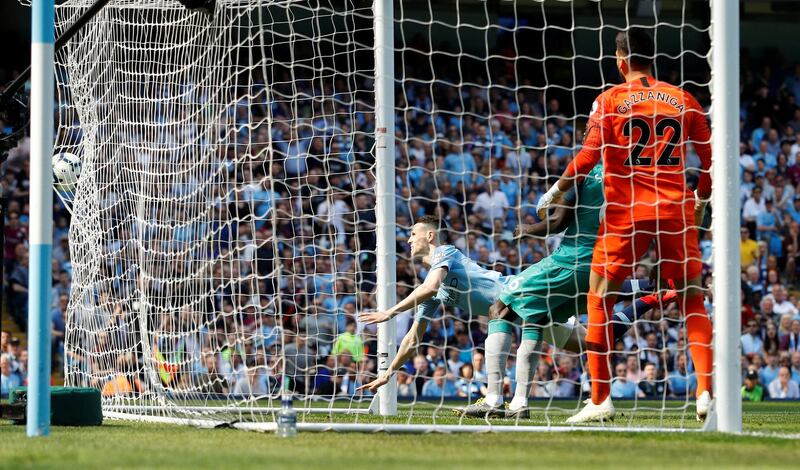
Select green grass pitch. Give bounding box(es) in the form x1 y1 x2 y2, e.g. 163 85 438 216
2 402 799 469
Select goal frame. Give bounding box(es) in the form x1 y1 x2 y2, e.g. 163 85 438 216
24 0 741 435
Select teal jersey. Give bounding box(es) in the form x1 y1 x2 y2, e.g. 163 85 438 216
415 245 511 320
550 163 604 272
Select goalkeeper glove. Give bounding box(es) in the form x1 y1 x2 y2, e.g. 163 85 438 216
536 185 564 219
694 191 709 227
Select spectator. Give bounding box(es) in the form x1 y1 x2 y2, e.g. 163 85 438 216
611 362 640 399
473 179 510 230
761 354 781 387
626 355 644 382
16 349 28 384
740 227 760 269
792 352 800 383
637 363 665 398
395 370 416 398
768 287 798 318
284 331 316 393
741 320 765 358
3 211 26 271
741 369 764 402
453 331 473 364
745 265 765 299
767 365 800 399
743 188 766 237
757 199 781 248
455 363 485 398
8 250 29 330
331 319 364 363
754 140 777 170
778 314 795 341
764 323 780 356
412 354 430 396
668 355 697 398
5 338 21 373
780 320 800 352
1 354 22 397
421 365 458 398
446 347 464 377
232 358 268 396
442 141 477 189
471 351 487 385
312 355 336 396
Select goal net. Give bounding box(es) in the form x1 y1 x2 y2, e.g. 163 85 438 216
50 0 721 432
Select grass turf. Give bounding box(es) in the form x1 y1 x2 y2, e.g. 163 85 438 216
2 402 799 469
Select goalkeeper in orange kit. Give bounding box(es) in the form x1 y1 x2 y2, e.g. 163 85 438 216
537 27 714 423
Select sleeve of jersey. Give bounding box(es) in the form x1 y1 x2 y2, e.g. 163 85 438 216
564 100 606 180
415 298 441 321
688 95 712 198
428 246 456 271
562 186 578 204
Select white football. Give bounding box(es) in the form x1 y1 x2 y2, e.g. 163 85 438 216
52 152 82 193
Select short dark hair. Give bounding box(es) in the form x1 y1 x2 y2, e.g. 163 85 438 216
415 215 441 230
615 27 655 69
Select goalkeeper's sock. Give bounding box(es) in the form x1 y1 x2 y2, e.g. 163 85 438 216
511 337 542 409
485 320 513 407
683 293 713 398
587 290 615 405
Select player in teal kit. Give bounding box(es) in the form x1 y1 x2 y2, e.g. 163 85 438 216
459 163 607 418
357 214 586 394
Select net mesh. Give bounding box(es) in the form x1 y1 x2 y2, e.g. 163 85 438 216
53 0 713 429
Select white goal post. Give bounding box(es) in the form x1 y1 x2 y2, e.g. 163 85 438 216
23 0 740 433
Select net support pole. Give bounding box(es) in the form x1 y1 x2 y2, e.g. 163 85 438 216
710 0 741 434
373 0 397 416
27 0 55 438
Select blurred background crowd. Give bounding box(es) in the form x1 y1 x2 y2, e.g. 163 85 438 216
3 41 800 403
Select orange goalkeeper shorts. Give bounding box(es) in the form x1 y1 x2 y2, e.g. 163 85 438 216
591 218 703 282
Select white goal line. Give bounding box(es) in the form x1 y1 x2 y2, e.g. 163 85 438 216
107 405 371 415
105 411 700 434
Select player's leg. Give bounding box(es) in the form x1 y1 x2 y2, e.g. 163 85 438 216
585 271 623 404
484 300 519 407
506 324 544 418
501 259 577 416
455 299 520 417
567 223 650 424
673 275 712 397
558 284 676 354
659 223 712 420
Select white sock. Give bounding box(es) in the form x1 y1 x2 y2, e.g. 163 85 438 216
484 331 512 407
511 339 543 409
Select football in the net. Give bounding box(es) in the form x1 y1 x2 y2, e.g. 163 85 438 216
52 152 82 193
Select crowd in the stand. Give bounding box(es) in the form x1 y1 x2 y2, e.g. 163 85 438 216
3 50 800 403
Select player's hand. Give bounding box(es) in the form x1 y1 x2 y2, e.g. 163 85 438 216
359 311 392 324
536 185 564 219
694 193 708 227
356 375 390 393
513 224 536 238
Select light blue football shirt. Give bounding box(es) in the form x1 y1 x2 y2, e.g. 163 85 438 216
415 245 511 320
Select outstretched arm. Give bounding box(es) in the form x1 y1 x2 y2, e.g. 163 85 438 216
360 267 448 324
356 319 429 393
515 200 575 238
537 100 606 218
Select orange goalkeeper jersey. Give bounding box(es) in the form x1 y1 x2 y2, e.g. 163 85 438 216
565 75 712 227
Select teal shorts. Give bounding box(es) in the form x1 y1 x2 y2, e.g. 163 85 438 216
499 257 590 327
